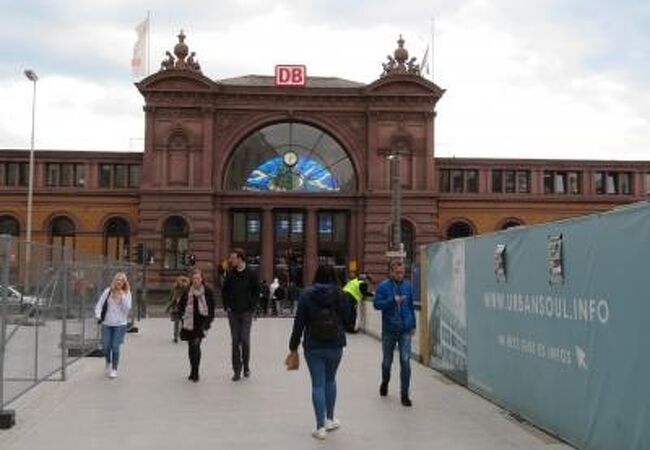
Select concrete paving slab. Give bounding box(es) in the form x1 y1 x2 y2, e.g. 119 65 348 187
0 318 574 450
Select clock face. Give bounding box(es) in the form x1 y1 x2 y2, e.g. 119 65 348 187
283 151 298 167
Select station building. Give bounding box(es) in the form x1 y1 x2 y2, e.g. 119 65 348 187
1 32 649 290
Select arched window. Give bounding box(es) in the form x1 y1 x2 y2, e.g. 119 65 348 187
225 123 356 192
445 220 475 240
163 216 189 270
498 219 524 230
0 215 20 236
50 216 75 262
104 217 131 261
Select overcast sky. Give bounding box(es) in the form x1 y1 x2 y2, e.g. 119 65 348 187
1 0 649 160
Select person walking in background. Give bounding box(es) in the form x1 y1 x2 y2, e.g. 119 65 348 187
95 272 132 379
258 279 270 316
222 248 260 381
164 275 189 343
343 273 373 333
287 265 351 440
269 277 279 316
373 259 416 407
177 268 215 382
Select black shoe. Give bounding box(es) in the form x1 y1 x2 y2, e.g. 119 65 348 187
379 382 388 397
192 374 200 382
243 369 250 378
401 396 413 407
232 373 241 381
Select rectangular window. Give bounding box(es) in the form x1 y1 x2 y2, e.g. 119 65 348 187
232 212 246 242
46 163 60 187
504 170 516 193
594 171 633 195
466 170 478 193
0 163 5 186
60 163 74 187
451 170 464 193
619 172 632 194
554 173 566 194
438 169 450 193
99 164 111 188
318 213 333 242
516 171 530 193
646 173 650 195
75 164 86 187
333 212 346 243
128 165 141 188
492 170 503 193
545 170 582 194
568 172 580 195
7 163 19 186
18 163 29 186
246 212 261 242
594 172 604 194
114 164 128 188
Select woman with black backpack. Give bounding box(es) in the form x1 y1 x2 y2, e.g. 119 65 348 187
287 264 351 440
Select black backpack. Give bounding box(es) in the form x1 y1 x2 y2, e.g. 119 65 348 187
310 290 341 342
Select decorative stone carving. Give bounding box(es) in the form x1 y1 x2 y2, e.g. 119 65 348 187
159 30 203 74
380 35 421 77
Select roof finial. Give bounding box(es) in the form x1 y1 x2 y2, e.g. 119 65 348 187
380 35 421 78
159 30 202 73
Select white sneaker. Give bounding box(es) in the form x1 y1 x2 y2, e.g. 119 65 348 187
109 369 117 379
325 418 340 431
311 428 327 440
105 363 111 377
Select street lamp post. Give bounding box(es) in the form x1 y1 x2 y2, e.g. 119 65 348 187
386 148 405 260
24 69 38 292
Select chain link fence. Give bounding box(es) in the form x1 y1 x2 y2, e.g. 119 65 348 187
0 234 141 418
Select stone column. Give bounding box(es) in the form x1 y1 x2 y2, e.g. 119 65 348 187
261 208 274 283
304 208 318 285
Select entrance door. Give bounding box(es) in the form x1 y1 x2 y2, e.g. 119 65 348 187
317 211 348 283
273 210 304 287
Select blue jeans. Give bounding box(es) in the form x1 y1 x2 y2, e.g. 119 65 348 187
381 331 412 397
102 325 127 370
304 348 343 428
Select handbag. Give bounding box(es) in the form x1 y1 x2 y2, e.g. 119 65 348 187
285 351 299 371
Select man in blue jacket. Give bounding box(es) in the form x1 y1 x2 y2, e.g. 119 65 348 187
373 258 416 407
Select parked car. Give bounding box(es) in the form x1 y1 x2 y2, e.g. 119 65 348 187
0 284 50 312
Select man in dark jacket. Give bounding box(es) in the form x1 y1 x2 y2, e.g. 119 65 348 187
373 258 416 407
222 248 260 381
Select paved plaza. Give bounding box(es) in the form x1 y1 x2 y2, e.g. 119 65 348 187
0 318 572 450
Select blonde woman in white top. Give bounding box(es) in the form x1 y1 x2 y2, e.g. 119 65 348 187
95 272 132 379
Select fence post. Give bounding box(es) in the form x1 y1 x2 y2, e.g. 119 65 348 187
418 244 431 367
60 252 69 382
0 234 16 427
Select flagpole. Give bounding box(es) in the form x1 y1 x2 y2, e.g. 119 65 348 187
430 17 435 80
146 10 151 76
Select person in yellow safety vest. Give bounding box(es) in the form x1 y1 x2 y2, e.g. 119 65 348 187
343 273 373 333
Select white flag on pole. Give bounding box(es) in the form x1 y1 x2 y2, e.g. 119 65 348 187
421 44 430 76
131 18 149 78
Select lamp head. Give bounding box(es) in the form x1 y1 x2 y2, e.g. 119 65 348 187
24 69 38 82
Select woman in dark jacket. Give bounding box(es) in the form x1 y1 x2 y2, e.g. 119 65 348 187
287 264 351 440
176 268 215 382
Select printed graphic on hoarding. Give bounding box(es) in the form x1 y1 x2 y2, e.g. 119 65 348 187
427 239 467 384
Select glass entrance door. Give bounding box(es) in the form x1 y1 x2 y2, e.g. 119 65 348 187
317 211 348 282
273 210 304 287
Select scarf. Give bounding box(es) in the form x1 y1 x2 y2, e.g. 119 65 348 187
182 285 208 331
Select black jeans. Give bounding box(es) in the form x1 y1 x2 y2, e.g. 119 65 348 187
188 337 202 377
227 311 253 374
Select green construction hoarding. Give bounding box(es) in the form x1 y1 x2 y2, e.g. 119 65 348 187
425 201 650 450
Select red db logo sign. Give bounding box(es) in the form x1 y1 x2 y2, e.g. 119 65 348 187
275 65 307 87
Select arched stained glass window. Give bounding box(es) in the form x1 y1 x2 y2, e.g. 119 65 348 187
226 123 356 192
